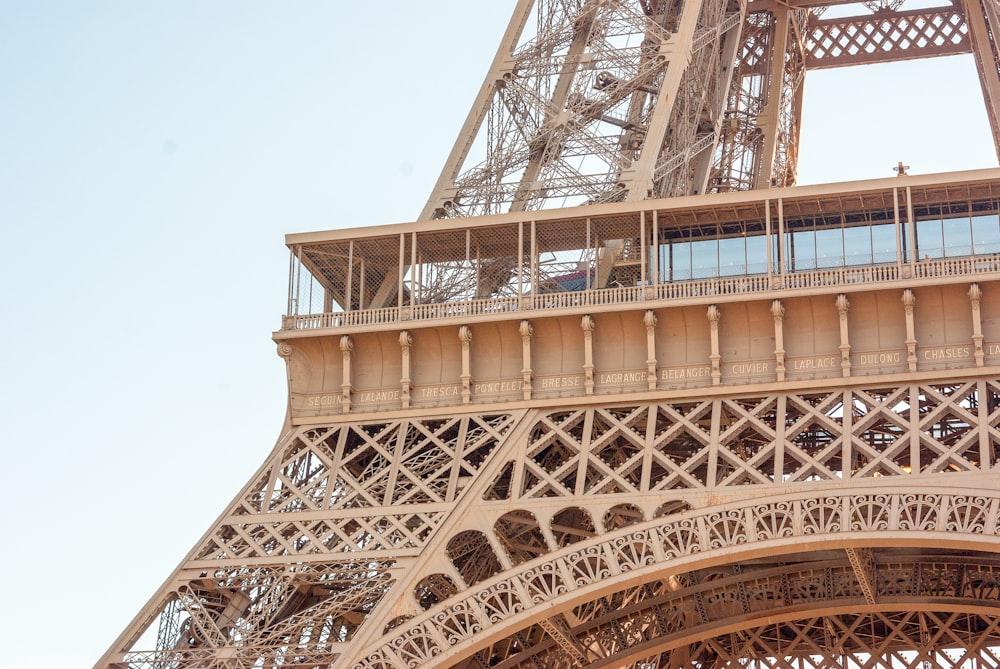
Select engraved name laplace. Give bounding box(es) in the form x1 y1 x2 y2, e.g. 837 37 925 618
790 356 838 370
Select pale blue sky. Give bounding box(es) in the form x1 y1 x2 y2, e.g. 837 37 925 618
0 3 995 669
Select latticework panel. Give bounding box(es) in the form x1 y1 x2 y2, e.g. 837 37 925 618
483 380 1000 509
807 6 972 70
108 413 519 668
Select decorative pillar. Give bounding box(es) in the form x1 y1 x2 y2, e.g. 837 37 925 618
902 289 917 372
339 336 353 414
582 315 595 395
771 300 786 382
643 310 658 391
459 325 473 404
707 305 721 386
399 331 413 408
520 320 534 400
970 284 985 367
836 294 851 377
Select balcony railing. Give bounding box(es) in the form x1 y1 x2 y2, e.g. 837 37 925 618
282 253 1000 332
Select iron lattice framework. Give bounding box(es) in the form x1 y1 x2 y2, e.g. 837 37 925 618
422 0 1000 220
97 1 1000 668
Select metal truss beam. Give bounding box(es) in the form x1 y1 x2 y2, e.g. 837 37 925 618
805 5 972 70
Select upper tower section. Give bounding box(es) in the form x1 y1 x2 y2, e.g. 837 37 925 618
421 0 1000 220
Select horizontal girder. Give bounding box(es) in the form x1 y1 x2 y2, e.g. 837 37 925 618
805 5 972 69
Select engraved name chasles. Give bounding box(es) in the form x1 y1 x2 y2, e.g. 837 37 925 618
922 345 971 360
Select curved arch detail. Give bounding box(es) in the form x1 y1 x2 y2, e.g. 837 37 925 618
354 488 1000 669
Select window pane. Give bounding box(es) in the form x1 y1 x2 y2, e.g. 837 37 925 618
870 224 897 264
690 239 718 279
791 230 816 270
917 219 944 259
746 235 768 274
843 226 872 266
972 214 1000 254
670 242 691 281
718 237 746 276
815 227 844 268
942 216 972 257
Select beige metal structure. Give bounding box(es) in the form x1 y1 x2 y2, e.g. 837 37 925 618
99 1 1000 668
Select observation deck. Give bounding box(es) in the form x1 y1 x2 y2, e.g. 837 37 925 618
275 168 1000 421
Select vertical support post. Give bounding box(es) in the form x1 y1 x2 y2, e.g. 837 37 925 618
652 210 660 287
754 6 790 190
400 331 413 409
765 199 773 285
772 300 786 382
978 378 991 469
644 310 658 390
340 336 354 414
774 394 786 483
520 320 534 400
518 221 525 307
777 198 786 285
964 0 1000 158
459 326 473 404
586 217 592 292
640 210 647 289
970 283 985 367
708 305 722 386
842 389 853 480
531 220 538 304
902 289 918 372
836 294 851 377
409 232 417 308
906 186 917 274
582 315 595 395
893 187 903 271
345 240 354 313
910 384 921 474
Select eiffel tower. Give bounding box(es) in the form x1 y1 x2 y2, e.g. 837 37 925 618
99 1 1000 667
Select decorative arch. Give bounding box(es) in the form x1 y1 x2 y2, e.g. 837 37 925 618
354 487 1000 669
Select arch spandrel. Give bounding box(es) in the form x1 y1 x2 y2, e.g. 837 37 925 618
355 488 1000 669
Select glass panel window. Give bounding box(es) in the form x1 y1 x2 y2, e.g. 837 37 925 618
972 214 1000 254
870 223 897 264
917 219 944 259
746 235 768 274
843 226 872 266
670 241 692 281
791 230 816 271
942 216 972 257
815 227 843 268
690 239 719 279
718 237 746 276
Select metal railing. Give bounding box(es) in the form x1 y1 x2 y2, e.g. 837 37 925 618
283 254 1000 331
